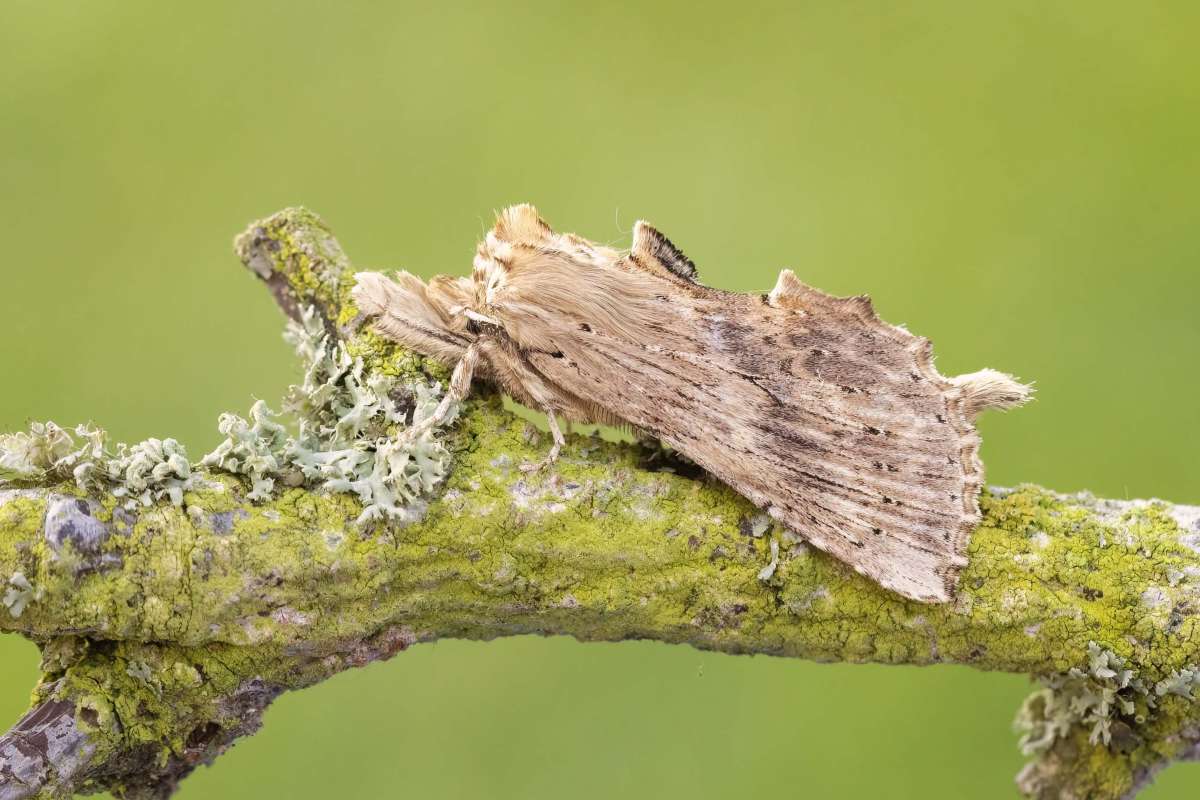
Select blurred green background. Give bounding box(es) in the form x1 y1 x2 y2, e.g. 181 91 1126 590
2 1 1197 797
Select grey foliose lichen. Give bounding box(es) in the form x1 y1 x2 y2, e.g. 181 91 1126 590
1154 668 1200 700
1016 643 1145 754
0 421 77 481
0 422 193 510
202 400 290 503
0 307 456 523
1014 641 1200 756
3 572 35 618
202 306 457 523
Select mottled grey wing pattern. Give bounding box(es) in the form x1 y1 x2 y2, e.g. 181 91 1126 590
522 268 980 602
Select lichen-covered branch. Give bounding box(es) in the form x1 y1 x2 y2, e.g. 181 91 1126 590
1 208 1197 800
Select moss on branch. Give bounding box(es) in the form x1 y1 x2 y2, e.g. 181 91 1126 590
1 208 1197 799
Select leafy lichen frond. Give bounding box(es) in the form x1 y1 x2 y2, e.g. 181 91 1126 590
0 306 457 524
1013 641 1199 755
0 421 192 509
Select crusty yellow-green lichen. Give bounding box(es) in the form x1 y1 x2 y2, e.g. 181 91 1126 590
0 497 51 628
242 207 344 312
45 639 286 771
344 327 451 385
4 408 1198 676
8 424 1196 799
244 212 449 385
4 373 1198 800
0 497 44 573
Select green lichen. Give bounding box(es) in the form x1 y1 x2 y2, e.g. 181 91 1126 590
235 206 346 314
57 640 286 766
344 327 451 386
0 495 46 570
5 389 1196 799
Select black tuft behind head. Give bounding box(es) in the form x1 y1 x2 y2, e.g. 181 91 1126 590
632 222 699 283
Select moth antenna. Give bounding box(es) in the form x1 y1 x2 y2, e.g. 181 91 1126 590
493 204 553 244
949 369 1033 418
631 221 698 283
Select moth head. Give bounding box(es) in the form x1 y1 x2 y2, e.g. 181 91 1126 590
473 204 624 304
490 203 554 245
472 206 542 307
470 205 672 348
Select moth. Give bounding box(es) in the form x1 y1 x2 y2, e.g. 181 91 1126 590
352 205 1029 602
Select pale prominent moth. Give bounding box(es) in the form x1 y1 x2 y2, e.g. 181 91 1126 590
352 205 1029 602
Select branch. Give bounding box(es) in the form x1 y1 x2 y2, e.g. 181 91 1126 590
1 208 1197 799
0 694 88 800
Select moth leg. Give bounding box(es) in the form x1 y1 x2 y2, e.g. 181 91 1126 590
545 409 565 462
406 343 479 440
520 408 566 473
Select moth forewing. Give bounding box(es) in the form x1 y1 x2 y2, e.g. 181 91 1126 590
520 296 973 602
353 205 1030 603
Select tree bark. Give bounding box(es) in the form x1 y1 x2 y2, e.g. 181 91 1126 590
1 208 1197 799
